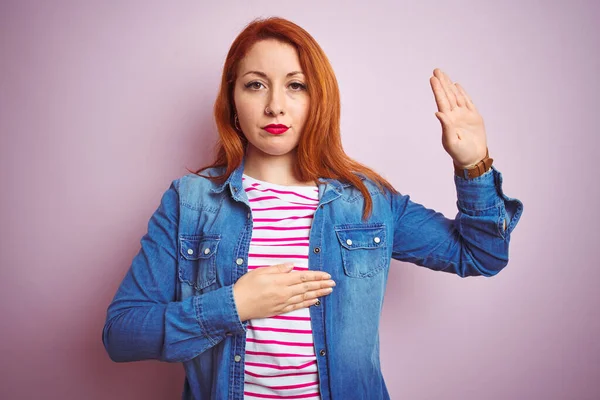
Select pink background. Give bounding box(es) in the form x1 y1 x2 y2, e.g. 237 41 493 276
1 1 598 399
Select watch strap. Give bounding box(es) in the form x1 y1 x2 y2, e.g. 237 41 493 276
454 147 493 179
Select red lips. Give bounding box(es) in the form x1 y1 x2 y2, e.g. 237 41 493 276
263 124 289 134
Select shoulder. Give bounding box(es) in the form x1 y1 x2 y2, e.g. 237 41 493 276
177 166 225 184
338 174 389 202
171 166 227 206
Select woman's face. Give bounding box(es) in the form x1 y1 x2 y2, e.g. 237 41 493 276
233 39 310 158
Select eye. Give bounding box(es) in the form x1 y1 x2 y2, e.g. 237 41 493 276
245 81 265 90
289 82 307 91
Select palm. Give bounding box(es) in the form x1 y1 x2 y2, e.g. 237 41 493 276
430 68 488 167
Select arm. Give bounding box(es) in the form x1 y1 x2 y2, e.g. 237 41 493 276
390 165 523 277
102 180 247 363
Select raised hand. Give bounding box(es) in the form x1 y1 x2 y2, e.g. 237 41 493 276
430 68 488 168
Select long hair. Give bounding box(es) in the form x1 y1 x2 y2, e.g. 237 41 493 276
192 16 398 220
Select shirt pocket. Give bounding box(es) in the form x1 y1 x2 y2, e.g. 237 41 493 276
178 234 220 291
334 223 387 278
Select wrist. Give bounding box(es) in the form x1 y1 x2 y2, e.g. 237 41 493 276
454 147 493 179
232 284 249 322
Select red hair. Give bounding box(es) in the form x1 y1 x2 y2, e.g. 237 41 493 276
192 16 398 220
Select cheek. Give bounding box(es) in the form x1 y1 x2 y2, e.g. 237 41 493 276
235 98 261 124
293 99 310 125
234 86 260 120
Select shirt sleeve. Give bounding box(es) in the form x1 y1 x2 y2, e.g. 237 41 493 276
102 179 247 363
390 165 524 277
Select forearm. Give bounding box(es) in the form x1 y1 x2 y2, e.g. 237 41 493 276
450 165 524 276
391 166 524 277
102 285 246 363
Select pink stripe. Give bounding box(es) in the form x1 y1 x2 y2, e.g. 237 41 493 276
265 382 319 391
245 186 319 201
245 370 317 379
271 315 311 321
245 360 316 370
249 182 319 193
253 226 311 231
244 390 320 399
251 237 309 242
245 381 319 391
248 325 312 334
245 350 313 358
248 266 307 271
249 253 309 259
249 196 317 206
251 206 318 211
246 338 313 347
249 195 280 202
253 215 314 223
262 243 309 247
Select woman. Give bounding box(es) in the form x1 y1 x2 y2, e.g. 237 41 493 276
103 17 523 400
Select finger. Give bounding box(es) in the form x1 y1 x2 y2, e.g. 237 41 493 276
442 71 462 109
434 69 457 109
430 76 450 113
288 279 336 297
455 83 477 111
281 297 321 314
262 263 295 274
284 270 331 285
452 82 466 108
287 287 333 306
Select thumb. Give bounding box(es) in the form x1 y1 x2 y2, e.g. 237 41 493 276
435 112 449 127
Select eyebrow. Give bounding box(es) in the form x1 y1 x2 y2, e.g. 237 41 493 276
242 70 304 78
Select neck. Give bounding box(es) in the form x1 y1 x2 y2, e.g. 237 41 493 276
243 146 315 186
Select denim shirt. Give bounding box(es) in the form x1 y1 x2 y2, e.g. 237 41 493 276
102 159 523 400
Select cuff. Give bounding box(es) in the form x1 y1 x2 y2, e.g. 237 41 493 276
193 285 248 344
454 165 503 210
454 165 524 236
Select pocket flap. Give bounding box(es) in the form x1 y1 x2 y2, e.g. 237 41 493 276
179 235 220 260
335 224 386 250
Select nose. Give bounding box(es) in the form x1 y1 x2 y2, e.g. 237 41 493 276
266 88 285 116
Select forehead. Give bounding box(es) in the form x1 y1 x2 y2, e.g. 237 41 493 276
238 39 302 77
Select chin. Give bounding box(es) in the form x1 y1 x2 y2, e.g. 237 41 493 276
262 148 297 157
251 144 298 158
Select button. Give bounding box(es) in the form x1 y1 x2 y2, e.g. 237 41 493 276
234 355 241 362
346 239 352 246
374 237 381 244
233 187 238 192
319 349 326 356
204 248 210 255
187 249 194 255
314 300 320 306
313 247 320 253
236 258 244 265
247 212 251 219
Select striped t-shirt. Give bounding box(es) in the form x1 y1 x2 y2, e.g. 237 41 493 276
241 173 322 400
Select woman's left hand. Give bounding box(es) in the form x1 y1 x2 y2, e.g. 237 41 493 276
430 68 488 168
